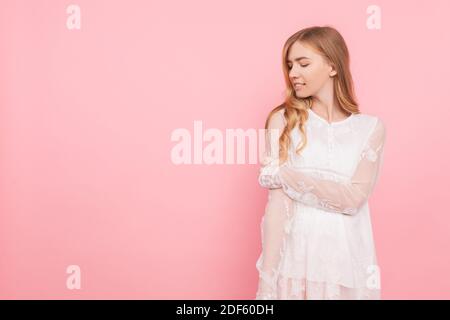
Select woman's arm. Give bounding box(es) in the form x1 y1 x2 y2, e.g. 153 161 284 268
257 110 286 189
256 188 293 299
259 114 386 215
256 110 294 300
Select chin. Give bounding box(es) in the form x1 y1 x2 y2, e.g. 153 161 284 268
295 92 308 98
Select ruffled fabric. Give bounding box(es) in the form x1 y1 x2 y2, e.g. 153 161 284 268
255 201 381 300
256 276 380 300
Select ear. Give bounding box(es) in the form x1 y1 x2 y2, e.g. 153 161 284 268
328 62 337 77
329 65 337 77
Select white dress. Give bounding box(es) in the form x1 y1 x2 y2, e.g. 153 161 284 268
255 107 386 300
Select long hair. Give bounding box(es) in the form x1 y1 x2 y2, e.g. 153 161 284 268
265 25 361 164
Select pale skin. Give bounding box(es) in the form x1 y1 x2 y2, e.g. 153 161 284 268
287 41 352 124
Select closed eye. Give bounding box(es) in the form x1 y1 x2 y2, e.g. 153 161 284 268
288 64 309 69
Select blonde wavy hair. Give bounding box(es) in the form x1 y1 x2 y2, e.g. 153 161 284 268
265 25 361 165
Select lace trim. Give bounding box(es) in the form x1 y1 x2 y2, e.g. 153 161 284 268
280 179 357 215
256 277 381 300
258 158 288 188
360 145 380 162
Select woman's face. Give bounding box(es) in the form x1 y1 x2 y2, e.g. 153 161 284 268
286 41 336 98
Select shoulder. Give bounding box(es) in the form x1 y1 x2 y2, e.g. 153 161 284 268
355 112 386 138
274 108 287 121
355 112 385 128
267 108 287 129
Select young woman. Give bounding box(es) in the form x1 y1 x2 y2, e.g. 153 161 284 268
255 26 386 300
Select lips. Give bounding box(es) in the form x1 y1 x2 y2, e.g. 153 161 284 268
294 83 305 89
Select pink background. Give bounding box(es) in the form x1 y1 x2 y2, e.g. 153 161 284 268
1 0 449 299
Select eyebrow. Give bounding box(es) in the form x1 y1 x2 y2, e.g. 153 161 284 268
286 57 310 63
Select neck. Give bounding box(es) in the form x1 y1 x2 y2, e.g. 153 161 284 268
311 98 350 122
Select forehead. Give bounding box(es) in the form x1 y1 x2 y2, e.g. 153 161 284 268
287 41 319 61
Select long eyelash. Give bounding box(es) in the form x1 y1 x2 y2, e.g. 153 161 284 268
288 64 309 69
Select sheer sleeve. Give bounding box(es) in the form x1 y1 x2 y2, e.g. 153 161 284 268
256 110 294 300
277 118 386 215
257 110 288 189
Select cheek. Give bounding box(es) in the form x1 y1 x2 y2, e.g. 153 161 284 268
305 66 320 81
306 67 328 87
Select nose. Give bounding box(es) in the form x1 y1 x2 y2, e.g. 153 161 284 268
288 65 301 79
289 72 300 83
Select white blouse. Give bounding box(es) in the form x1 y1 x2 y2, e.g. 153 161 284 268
255 107 386 300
